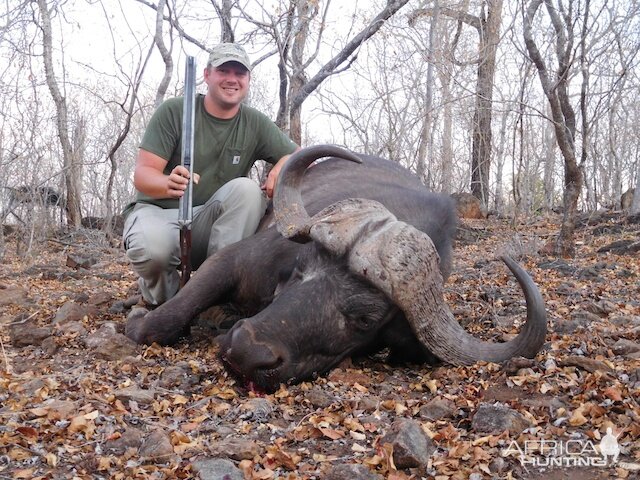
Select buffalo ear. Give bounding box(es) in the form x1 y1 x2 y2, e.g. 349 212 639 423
379 318 441 365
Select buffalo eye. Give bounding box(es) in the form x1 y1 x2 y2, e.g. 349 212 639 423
289 266 304 282
341 294 385 332
274 265 305 298
352 315 373 331
277 253 309 286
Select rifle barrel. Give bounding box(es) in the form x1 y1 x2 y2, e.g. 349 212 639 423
179 56 196 286
178 56 196 229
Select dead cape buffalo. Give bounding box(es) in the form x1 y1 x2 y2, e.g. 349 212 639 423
126 145 547 391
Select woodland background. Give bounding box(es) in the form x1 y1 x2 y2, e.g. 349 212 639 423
1 2 639 479
0 0 639 257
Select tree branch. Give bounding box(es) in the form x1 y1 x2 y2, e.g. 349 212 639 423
290 0 411 113
409 6 481 31
134 0 209 52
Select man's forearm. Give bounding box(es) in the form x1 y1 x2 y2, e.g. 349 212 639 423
133 165 174 199
135 165 195 200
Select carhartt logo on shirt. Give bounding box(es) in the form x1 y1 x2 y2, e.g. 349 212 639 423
232 155 241 165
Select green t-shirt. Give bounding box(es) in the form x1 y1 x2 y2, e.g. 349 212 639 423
124 94 297 214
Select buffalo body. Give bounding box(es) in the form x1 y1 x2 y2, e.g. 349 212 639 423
126 147 546 392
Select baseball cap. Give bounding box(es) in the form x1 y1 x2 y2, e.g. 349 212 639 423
207 43 252 71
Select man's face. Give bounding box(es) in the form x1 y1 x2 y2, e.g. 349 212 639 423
204 61 250 110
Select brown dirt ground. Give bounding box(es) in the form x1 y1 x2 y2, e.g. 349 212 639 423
0 212 638 479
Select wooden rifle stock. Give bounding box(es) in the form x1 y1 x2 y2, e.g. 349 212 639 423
179 227 192 288
179 56 196 288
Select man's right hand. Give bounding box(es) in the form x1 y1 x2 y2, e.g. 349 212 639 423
167 165 200 199
134 149 199 200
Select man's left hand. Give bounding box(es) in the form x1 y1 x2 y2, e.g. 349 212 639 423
261 168 279 198
261 148 300 198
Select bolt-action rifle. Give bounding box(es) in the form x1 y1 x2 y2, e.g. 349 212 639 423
179 56 196 288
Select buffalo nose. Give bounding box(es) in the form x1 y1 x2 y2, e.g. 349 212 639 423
224 323 283 375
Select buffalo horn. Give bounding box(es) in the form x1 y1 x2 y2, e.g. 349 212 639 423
274 145 547 366
274 145 361 243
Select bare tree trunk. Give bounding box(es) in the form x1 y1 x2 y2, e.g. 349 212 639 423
440 75 454 194
524 0 583 257
213 0 235 43
436 21 454 195
37 0 82 227
274 1 296 131
494 108 509 212
289 0 317 145
631 163 640 215
513 72 526 220
543 107 556 211
579 0 592 210
608 108 622 208
153 0 173 109
71 115 86 225
412 0 503 207
471 0 503 208
416 5 439 184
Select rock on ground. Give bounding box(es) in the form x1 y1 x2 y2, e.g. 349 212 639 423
191 458 244 480
380 418 435 469
83 322 137 360
472 403 531 434
325 463 384 480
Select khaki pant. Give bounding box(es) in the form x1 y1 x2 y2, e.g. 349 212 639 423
124 178 267 305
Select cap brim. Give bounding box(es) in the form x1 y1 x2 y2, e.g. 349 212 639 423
209 57 251 71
